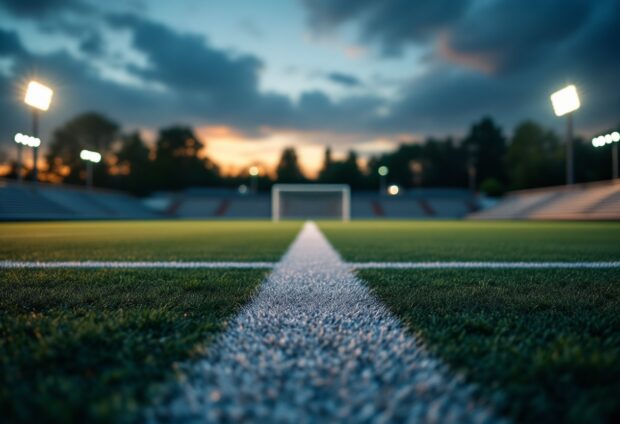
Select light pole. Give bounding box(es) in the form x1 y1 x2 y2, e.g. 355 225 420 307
14 133 41 182
378 165 388 195
550 84 580 185
249 165 259 194
592 131 620 180
80 149 102 189
23 81 53 183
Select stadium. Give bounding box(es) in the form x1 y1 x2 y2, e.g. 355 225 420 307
1 1 620 423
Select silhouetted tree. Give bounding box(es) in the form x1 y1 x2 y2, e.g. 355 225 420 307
462 117 507 185
507 121 564 189
116 132 153 195
153 126 219 189
46 112 119 185
276 147 305 183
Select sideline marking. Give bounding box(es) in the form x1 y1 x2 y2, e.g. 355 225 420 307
0 260 275 269
351 261 620 269
2 260 618 269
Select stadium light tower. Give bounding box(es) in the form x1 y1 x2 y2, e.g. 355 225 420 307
550 84 580 185
249 165 259 194
24 80 53 184
14 133 41 182
592 131 620 180
378 165 389 195
80 149 102 189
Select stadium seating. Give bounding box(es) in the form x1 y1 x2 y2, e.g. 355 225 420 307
162 188 477 219
1 180 479 220
0 179 158 220
470 180 620 220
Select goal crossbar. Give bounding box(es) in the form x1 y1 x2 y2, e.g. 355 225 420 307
272 184 350 222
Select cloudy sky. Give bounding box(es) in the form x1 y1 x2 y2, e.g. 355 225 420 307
1 0 619 174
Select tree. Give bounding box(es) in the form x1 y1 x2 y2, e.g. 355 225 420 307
462 117 507 185
47 112 119 185
116 132 152 195
276 147 305 183
318 148 365 188
507 121 563 189
152 126 219 189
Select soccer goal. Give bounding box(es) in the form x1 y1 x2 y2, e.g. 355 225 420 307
272 184 350 222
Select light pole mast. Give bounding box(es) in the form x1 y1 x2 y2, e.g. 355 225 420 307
550 84 580 186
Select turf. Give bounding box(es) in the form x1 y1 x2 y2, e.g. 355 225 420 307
320 221 620 261
359 269 620 424
0 268 266 423
0 220 301 261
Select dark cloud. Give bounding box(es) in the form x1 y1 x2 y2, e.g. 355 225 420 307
326 72 361 87
0 19 385 148
0 0 90 17
304 0 471 56
303 0 620 133
0 27 24 56
78 31 104 55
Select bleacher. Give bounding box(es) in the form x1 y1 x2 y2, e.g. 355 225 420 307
0 179 158 220
470 180 620 220
160 188 477 219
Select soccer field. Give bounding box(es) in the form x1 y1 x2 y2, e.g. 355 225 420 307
1 220 619 423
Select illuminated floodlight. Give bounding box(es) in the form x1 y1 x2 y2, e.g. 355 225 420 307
612 132 620 142
24 81 54 111
80 149 102 163
550 84 580 117
249 166 259 176
14 132 41 147
378 166 389 176
605 134 613 144
388 184 399 195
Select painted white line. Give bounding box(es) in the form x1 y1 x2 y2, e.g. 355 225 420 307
152 222 499 422
351 261 620 269
0 260 275 269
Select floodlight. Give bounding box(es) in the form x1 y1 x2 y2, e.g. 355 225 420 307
612 132 620 142
388 185 399 195
550 85 580 117
249 166 259 176
605 134 613 144
80 149 102 163
24 81 53 111
378 166 389 176
14 133 41 147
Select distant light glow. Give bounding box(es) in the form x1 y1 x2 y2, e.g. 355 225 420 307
550 84 580 117
14 133 41 147
592 131 620 148
238 184 248 194
378 165 389 176
249 166 259 176
24 81 53 111
388 184 399 195
80 149 102 163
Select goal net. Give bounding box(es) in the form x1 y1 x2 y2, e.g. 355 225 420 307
272 184 350 221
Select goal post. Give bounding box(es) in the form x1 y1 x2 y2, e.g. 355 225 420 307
272 184 350 222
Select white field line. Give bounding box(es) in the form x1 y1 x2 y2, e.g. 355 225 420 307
0 260 275 269
2 260 618 269
351 261 620 269
151 222 500 422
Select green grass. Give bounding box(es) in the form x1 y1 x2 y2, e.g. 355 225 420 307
0 221 301 261
320 221 620 261
0 268 266 423
359 269 620 424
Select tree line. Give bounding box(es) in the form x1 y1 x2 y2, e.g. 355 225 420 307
3 112 616 196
